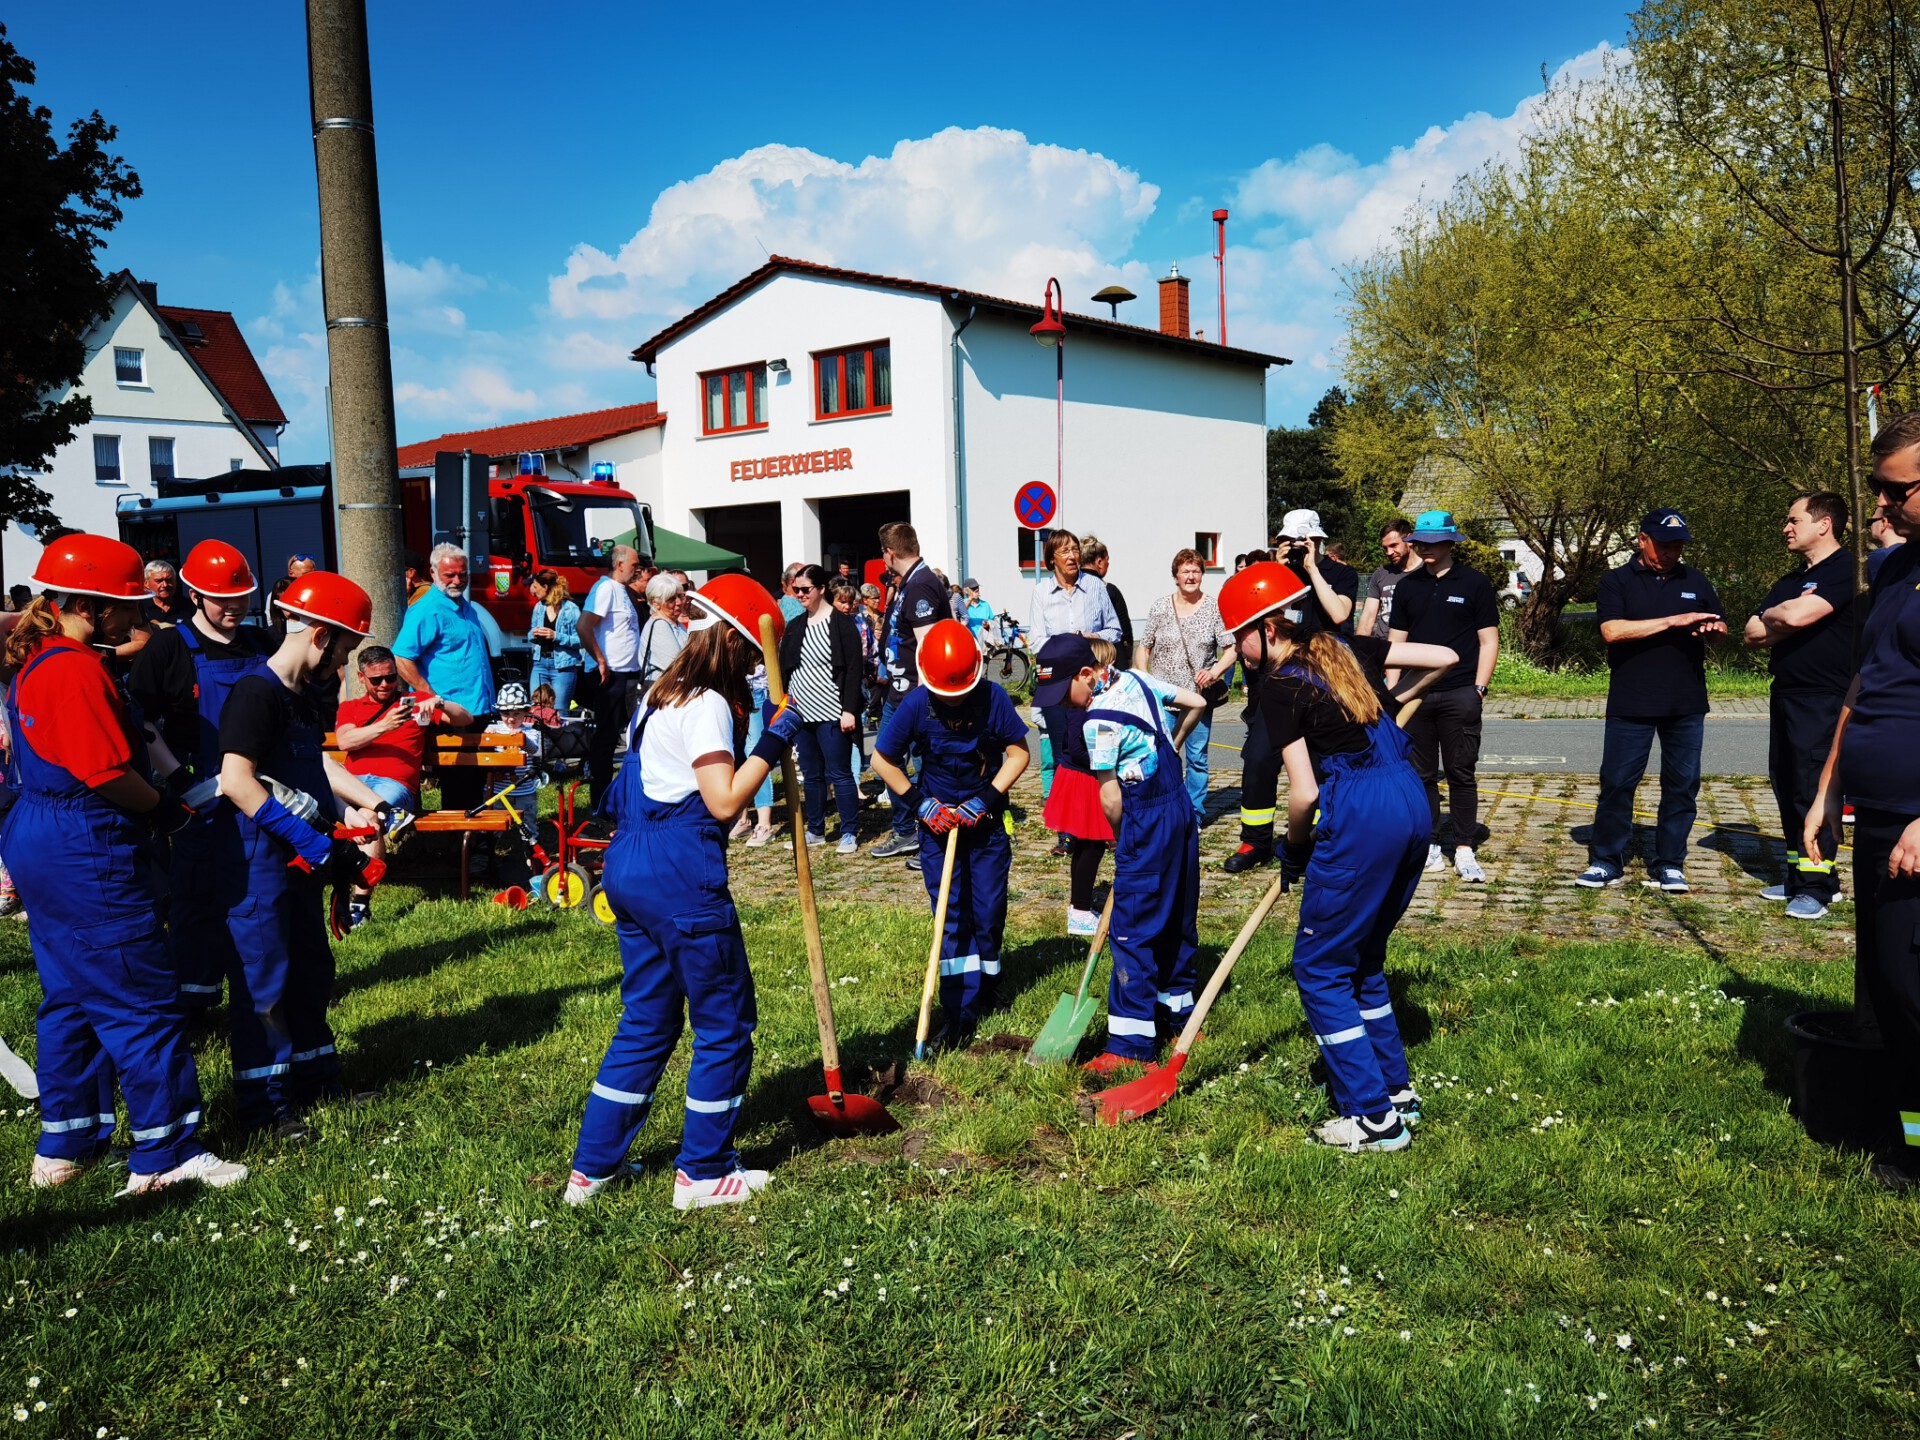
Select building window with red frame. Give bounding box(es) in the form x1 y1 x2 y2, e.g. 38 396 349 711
703 365 768 435
1194 531 1221 569
815 343 891 420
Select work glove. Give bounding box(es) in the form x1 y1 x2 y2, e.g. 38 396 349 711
1279 833 1314 892
953 795 992 827
255 794 334 872
918 797 958 834
147 795 196 837
749 698 804 767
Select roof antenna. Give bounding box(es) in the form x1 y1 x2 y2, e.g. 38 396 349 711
755 235 770 258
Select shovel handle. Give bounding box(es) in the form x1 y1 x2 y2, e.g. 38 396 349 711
915 826 961 1056
1070 890 1117 1007
1168 874 1286 1061
760 615 844 1099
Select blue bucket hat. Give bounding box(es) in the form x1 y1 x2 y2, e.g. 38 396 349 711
1409 509 1464 543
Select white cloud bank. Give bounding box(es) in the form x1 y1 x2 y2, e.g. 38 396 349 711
261 45 1622 460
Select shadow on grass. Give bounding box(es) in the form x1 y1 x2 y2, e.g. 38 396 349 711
1696 820 1784 885
332 911 564 1002
5 1166 214 1252
347 978 602 1088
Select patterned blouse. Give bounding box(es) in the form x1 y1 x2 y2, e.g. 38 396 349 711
1139 593 1233 689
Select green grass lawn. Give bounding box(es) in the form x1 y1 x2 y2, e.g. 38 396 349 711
1 870 1915 1438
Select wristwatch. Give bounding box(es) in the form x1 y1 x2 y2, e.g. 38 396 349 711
1475 684 1489 696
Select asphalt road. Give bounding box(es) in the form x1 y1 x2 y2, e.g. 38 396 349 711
1200 716 1771 776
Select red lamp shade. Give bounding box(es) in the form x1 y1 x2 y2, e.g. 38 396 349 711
1030 278 1065 347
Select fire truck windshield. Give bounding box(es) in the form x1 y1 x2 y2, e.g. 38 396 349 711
528 491 647 567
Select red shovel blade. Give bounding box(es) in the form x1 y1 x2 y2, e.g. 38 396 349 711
807 1092 900 1136
1095 1052 1189 1126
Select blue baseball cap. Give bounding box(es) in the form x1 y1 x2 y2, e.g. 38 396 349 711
1641 507 1692 542
1409 509 1464 543
1032 634 1097 708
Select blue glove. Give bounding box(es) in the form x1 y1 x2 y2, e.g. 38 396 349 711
254 794 333 871
749 698 804 767
918 797 957 834
954 795 992 827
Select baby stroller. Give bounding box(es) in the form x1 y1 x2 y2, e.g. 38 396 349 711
521 714 614 921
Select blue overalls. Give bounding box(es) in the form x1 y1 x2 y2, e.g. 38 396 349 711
213 681 342 1130
914 691 1015 1029
1088 673 1201 1060
1286 681 1428 1119
170 624 269 1011
4 647 206 1173
573 703 758 1182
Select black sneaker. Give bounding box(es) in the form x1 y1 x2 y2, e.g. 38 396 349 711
870 832 917 859
1223 843 1271 874
272 1116 313 1146
905 854 923 872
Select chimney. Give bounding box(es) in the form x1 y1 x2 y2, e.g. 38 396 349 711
1158 263 1190 338
135 279 158 305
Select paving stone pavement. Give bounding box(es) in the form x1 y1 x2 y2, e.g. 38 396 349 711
724 761 1854 967
1483 695 1768 719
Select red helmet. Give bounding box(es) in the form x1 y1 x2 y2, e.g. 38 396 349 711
276 571 373 637
179 539 257 598
31 533 146 601
1217 561 1310 634
919 619 983 698
691 573 784 649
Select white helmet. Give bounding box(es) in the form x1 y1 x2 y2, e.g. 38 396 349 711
495 681 530 711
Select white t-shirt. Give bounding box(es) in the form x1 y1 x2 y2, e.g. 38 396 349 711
635 690 736 803
584 575 642 672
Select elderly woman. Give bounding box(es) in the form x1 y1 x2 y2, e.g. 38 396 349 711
1028 529 1121 849
637 572 688 695
1136 547 1234 822
526 569 583 714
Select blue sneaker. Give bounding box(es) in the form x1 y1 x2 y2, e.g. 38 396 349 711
1574 864 1624 888
1785 894 1828 920
1645 867 1689 893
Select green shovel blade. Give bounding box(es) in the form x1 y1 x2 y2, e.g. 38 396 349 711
1027 989 1101 1065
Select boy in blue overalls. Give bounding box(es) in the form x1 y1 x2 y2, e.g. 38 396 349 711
1033 634 1208 1071
871 620 1031 1046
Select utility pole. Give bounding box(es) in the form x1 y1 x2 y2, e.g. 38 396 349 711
306 0 403 652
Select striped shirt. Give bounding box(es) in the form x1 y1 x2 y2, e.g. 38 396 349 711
790 615 841 723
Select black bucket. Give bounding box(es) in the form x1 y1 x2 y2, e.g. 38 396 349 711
1786 1010 1891 1151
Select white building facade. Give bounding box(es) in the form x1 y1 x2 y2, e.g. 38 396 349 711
3 272 283 586
631 258 1284 608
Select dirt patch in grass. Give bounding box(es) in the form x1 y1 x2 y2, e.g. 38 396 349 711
968 1032 1033 1057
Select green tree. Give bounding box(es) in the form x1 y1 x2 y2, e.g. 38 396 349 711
1267 388 1363 557
0 21 142 576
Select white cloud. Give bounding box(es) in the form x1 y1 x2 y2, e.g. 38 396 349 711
393 365 540 423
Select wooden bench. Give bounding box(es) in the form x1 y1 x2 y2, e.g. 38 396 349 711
325 729 530 901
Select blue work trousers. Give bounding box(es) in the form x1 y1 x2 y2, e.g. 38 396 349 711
917 817 1012 1027
1589 713 1704 875
226 861 340 1131
573 802 757 1182
1106 791 1201 1059
1291 754 1428 1118
880 696 920 839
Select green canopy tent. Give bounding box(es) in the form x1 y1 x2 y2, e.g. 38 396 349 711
609 525 747 574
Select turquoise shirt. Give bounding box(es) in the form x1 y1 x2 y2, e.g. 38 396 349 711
393 585 495 717
1082 670 1180 785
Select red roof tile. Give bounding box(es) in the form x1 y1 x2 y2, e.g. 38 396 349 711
632 256 1292 369
396 402 664 470
155 305 288 426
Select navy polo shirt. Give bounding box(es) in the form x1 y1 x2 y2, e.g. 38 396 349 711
1841 549 1920 814
883 559 949 693
1390 563 1499 690
1754 547 1855 693
1594 557 1722 718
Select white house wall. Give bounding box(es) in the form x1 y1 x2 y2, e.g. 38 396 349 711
654 274 954 567
4 287 271 587
957 313 1268 612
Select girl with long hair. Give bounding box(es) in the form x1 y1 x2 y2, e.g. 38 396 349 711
566 575 801 1211
1218 562 1458 1155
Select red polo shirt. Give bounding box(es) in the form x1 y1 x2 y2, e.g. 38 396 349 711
334 691 436 789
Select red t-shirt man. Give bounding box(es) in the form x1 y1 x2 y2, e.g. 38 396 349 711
333 647 473 808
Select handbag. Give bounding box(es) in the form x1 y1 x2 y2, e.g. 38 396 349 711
1171 602 1232 708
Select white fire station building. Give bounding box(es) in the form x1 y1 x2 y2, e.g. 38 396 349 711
628 257 1286 601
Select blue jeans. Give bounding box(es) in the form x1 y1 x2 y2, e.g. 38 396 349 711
742 704 775 810
529 662 579 716
1589 713 1704 874
1182 710 1213 819
794 720 860 836
359 774 418 812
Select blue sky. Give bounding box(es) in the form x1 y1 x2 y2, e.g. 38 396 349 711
14 3 1632 463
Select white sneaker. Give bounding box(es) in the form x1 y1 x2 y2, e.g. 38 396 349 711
1423 844 1448 873
672 1167 769 1211
804 831 827 848
1760 882 1789 901
836 833 858 856
116 1150 247 1198
1312 1113 1412 1153
1453 848 1487 883
30 1154 90 1189
1067 907 1099 938
563 1169 613 1207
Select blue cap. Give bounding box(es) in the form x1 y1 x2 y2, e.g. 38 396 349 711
1409 509 1463 543
1641 507 1692 542
1032 634 1097 707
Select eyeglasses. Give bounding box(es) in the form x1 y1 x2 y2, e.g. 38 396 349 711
1873 475 1920 503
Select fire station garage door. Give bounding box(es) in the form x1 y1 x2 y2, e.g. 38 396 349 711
697 502 781 588
817 490 909 579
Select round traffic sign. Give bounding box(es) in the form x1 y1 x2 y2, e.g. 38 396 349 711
1014 481 1057 529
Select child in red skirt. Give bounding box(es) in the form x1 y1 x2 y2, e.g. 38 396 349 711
1043 639 1117 936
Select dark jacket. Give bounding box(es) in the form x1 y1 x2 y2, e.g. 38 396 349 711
778 607 866 717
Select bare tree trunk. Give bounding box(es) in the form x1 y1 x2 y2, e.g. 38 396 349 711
1816 0 1870 597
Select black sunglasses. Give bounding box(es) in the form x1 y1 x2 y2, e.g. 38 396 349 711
791 584 818 595
364 672 400 685
1873 475 1920 502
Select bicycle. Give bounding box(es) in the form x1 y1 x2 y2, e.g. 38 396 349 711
981 611 1034 693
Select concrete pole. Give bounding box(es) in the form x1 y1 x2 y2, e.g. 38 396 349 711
306 0 404 654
